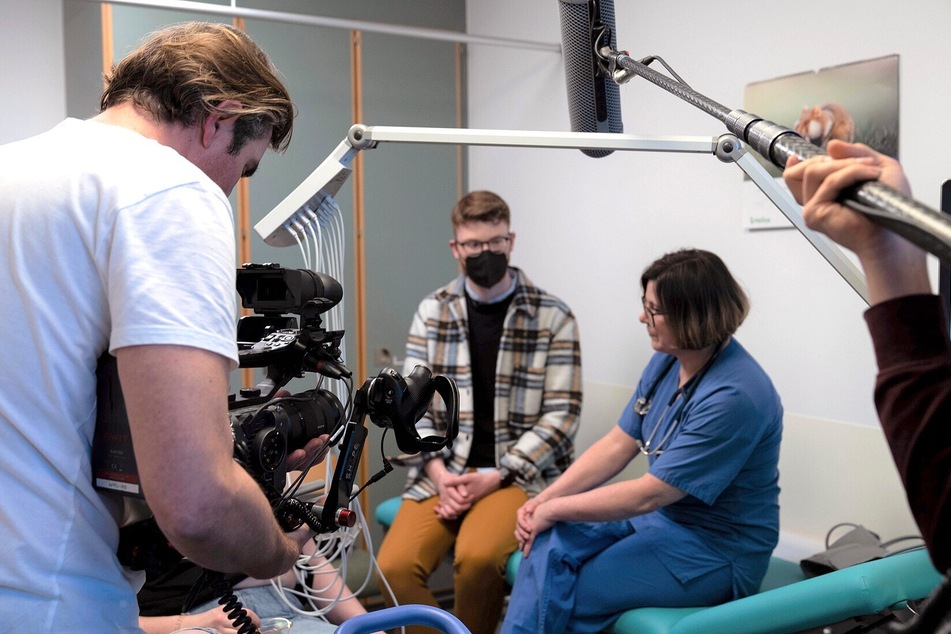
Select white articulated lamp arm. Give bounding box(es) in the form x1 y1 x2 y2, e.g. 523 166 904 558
255 124 868 303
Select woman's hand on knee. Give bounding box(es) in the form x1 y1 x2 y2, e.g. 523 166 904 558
517 499 555 557
515 499 538 548
524 502 558 557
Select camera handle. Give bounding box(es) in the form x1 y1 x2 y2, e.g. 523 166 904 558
316 366 460 531
317 383 370 530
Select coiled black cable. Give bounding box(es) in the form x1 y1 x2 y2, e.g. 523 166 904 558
209 572 259 634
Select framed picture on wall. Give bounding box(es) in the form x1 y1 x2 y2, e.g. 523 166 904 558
741 54 900 230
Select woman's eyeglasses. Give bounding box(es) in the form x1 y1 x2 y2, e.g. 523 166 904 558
641 297 666 328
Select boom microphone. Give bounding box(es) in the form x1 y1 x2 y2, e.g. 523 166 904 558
557 0 623 157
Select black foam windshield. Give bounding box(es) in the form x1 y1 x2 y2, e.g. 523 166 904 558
558 0 623 157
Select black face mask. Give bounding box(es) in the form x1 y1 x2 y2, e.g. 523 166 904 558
465 250 509 288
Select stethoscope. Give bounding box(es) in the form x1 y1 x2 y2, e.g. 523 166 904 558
633 340 727 456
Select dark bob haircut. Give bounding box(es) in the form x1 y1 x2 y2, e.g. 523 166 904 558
641 249 749 350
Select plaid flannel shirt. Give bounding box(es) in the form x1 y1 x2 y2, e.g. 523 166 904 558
399 267 582 500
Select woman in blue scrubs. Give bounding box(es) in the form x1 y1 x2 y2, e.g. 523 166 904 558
501 249 783 633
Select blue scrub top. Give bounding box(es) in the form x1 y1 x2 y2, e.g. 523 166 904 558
618 338 783 596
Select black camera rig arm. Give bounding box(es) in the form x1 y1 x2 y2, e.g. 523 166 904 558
316 364 460 531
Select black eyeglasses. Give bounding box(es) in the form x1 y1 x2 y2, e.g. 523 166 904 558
641 297 667 328
455 234 511 256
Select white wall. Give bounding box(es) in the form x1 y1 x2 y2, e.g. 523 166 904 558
0 0 66 144
465 0 945 544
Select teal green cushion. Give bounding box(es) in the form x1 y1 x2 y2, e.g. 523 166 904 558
613 606 704 634
505 549 523 587
375 496 403 528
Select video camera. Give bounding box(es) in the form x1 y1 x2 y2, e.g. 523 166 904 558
110 263 459 632
224 263 460 534
228 263 349 497
99 263 459 537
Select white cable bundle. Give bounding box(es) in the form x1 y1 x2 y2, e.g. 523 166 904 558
283 193 348 406
272 477 390 620
276 194 397 617
273 190 405 621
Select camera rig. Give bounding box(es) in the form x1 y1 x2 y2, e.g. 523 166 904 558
229 263 460 535
115 264 459 606
229 262 349 504
206 263 460 633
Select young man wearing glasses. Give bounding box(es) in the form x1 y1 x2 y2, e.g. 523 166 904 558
376 190 583 634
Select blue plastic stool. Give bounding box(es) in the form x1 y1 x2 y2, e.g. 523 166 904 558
335 604 470 634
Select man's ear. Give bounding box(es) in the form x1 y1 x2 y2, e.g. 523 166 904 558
200 99 242 148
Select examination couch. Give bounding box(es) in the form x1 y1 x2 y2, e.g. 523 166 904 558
504 547 942 634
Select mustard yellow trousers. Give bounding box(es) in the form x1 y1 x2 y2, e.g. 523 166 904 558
376 486 528 634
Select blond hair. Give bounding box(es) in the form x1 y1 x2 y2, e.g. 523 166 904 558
101 22 294 153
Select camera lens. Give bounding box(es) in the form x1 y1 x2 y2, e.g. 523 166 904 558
252 427 286 473
278 389 344 449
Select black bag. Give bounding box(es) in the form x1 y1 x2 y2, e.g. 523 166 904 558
800 523 924 578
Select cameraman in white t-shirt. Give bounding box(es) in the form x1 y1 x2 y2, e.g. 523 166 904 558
0 22 323 632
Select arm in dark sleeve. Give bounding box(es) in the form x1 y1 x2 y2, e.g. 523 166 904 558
865 294 951 571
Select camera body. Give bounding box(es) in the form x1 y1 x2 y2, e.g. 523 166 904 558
229 263 350 495
93 263 350 500
234 263 348 399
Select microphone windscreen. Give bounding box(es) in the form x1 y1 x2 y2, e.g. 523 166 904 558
558 0 623 157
